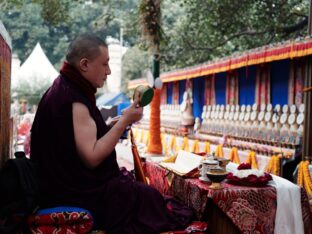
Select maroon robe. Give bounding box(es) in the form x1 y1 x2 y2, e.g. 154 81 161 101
30 64 192 233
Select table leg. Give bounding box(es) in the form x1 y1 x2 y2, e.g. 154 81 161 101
204 199 240 234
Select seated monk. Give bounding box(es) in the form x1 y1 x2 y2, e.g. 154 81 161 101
30 33 193 234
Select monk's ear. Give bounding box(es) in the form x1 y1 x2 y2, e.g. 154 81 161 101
79 58 89 72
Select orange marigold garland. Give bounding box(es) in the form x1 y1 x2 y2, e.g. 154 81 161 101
265 155 281 176
273 155 280 175
303 161 312 191
147 89 162 154
297 161 304 187
298 160 312 198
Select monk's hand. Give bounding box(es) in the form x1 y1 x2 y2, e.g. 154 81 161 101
121 98 143 125
133 93 141 108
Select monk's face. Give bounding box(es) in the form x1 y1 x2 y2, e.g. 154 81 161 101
83 46 111 88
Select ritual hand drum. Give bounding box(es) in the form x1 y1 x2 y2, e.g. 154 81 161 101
133 85 154 107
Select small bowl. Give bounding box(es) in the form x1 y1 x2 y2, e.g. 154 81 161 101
206 168 228 189
206 170 228 182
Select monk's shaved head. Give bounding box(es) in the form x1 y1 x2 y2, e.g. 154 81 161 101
66 33 107 66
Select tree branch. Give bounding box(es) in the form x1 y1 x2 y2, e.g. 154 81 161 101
291 12 308 18
183 29 266 51
279 17 308 34
0 1 8 9
184 16 308 52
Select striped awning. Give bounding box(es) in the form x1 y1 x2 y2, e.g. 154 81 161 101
128 37 312 88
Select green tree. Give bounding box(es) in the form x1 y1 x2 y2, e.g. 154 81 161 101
0 3 50 63
121 45 152 94
160 0 309 71
0 0 128 67
2 0 310 89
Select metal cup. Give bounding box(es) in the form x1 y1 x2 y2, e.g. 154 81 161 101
198 159 219 178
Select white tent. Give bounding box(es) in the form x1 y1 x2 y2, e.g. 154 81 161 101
11 43 59 90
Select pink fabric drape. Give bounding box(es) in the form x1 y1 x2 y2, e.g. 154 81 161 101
172 81 179 104
204 75 216 105
288 59 305 106
161 83 167 105
226 71 239 105
255 64 271 105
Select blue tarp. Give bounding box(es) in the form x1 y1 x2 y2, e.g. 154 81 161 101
96 92 130 107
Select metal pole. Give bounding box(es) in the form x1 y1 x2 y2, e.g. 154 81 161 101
152 54 160 80
309 0 312 35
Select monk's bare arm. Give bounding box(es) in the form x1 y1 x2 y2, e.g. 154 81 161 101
72 100 142 168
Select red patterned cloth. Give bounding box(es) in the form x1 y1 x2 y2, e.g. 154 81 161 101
300 188 312 234
144 161 312 234
206 183 276 233
27 210 93 234
143 160 170 194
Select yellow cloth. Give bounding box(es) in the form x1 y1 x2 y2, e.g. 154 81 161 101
229 147 240 164
182 137 189 152
216 144 223 158
246 151 258 169
204 142 210 154
169 135 177 152
192 140 199 153
161 133 168 155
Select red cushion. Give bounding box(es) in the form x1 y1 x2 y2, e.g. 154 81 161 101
27 210 93 234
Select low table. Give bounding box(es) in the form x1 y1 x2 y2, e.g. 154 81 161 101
143 161 312 234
